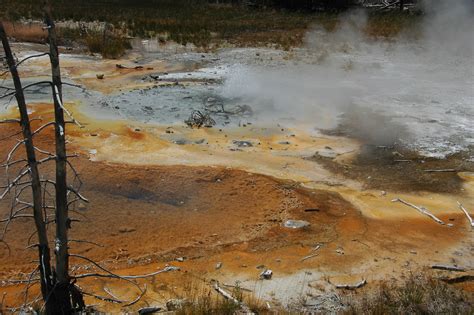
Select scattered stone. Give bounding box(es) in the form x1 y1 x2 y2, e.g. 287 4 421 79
256 264 265 269
96 74 104 79
77 202 87 211
260 269 273 280
335 248 345 255
215 262 222 270
279 141 291 145
176 257 185 262
90 133 98 137
283 220 310 229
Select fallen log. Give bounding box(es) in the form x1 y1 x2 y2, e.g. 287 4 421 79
392 198 445 225
335 279 367 290
423 169 457 173
439 275 474 284
457 202 474 228
138 306 163 315
431 264 466 272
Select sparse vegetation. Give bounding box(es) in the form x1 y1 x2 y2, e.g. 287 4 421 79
345 273 473 315
1 0 422 53
84 31 131 59
365 11 422 38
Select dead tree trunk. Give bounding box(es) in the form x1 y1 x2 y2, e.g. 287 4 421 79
400 0 404 10
44 1 73 313
0 22 55 311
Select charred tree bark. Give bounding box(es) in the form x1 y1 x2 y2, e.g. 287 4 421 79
44 1 74 313
0 22 54 311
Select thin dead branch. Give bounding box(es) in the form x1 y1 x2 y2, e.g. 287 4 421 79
81 291 123 304
457 202 474 228
52 84 83 128
392 198 445 225
301 253 318 262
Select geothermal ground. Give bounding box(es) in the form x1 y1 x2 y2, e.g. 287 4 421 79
0 21 473 313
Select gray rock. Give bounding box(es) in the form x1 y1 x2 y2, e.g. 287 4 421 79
173 139 189 145
260 269 273 280
283 220 310 229
316 148 338 159
233 140 253 148
194 138 207 144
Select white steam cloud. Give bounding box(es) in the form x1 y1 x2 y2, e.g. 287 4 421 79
219 1 474 156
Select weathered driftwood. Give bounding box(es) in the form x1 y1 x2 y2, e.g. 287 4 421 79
213 282 254 314
431 264 466 272
457 202 474 228
392 198 445 225
335 279 367 290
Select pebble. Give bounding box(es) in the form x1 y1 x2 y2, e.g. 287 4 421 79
283 220 310 229
260 269 273 280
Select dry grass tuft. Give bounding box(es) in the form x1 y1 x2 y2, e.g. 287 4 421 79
344 273 473 315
